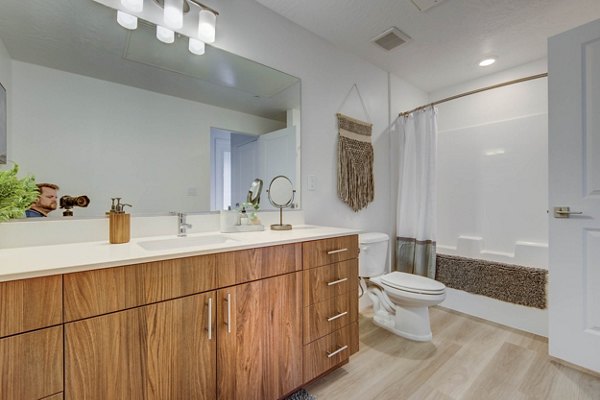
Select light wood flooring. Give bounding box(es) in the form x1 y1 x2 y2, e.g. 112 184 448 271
305 307 600 400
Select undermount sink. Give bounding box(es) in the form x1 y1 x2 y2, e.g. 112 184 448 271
138 235 238 251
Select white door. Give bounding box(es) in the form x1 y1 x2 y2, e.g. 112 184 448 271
231 140 258 207
211 135 231 211
548 18 600 373
258 127 297 210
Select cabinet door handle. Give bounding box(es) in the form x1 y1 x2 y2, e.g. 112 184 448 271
207 297 213 340
327 277 348 286
327 311 348 322
225 293 231 334
326 345 348 358
327 248 348 255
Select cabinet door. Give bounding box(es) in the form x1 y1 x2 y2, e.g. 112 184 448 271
217 272 303 400
0 326 63 400
65 292 216 400
0 275 62 337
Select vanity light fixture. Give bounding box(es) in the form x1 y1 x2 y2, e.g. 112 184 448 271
121 0 143 13
198 8 216 43
156 25 175 43
189 37 206 55
163 0 184 29
93 0 218 55
117 11 138 30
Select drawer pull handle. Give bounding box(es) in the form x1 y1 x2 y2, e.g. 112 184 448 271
207 297 213 340
225 293 231 334
327 248 348 255
327 311 348 322
327 277 348 286
327 345 349 358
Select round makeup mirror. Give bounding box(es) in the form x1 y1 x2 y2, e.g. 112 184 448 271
267 175 295 230
246 178 263 208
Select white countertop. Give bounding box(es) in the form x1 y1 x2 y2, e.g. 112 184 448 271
0 225 360 282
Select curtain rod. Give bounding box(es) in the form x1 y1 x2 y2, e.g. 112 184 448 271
399 72 548 117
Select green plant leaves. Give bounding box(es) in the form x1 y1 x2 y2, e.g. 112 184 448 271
0 164 39 222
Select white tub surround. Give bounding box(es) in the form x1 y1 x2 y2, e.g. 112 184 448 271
0 224 358 282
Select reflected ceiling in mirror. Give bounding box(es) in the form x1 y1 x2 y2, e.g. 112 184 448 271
0 0 300 219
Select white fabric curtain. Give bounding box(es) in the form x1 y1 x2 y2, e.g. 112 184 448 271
394 107 438 278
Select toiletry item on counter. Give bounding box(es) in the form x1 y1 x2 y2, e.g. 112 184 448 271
109 197 132 244
240 207 249 225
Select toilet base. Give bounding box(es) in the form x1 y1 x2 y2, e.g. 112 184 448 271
367 287 436 342
372 305 433 342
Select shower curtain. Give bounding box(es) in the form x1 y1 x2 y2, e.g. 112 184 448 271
394 107 438 279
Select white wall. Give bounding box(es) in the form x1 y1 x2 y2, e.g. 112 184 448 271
214 0 427 235
10 61 284 216
0 37 10 164
431 59 549 336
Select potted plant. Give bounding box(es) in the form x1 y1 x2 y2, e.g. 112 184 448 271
0 164 39 221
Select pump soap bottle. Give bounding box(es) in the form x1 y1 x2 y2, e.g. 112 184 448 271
109 197 132 244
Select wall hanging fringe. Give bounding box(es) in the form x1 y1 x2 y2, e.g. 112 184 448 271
336 113 374 212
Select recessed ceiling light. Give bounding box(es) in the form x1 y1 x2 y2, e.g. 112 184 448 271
479 57 497 67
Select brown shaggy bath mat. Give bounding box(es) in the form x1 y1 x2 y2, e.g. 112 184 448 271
436 254 547 309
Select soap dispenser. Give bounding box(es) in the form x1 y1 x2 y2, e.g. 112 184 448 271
109 197 132 244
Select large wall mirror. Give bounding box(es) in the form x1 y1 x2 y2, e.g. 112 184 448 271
0 0 300 218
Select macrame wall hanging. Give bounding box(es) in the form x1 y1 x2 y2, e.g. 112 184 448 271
336 85 374 212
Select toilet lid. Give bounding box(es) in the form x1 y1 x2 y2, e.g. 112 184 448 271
380 271 446 295
359 232 390 244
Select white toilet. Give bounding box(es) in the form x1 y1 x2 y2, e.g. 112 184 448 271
359 232 446 342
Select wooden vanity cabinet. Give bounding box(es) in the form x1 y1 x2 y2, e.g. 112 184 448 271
63 242 303 400
1 235 358 400
217 271 303 400
0 276 63 400
65 292 216 400
302 235 360 382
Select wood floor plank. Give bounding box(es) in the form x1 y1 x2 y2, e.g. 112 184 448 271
460 342 537 400
306 307 600 400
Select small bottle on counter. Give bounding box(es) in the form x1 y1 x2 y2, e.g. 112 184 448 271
239 206 249 225
109 197 132 244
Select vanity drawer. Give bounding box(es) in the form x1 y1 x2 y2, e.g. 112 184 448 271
302 235 359 270
303 292 357 344
303 321 359 383
0 326 63 400
217 243 301 287
0 275 62 338
303 259 358 307
64 254 216 321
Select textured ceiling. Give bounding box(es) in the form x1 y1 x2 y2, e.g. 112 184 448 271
255 0 600 92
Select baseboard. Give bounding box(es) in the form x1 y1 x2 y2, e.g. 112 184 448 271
441 288 548 337
549 356 600 378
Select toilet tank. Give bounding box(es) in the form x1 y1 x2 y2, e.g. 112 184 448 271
358 232 390 277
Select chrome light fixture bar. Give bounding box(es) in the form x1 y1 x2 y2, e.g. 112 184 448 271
93 0 218 55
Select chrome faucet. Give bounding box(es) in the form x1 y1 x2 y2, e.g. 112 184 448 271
176 212 192 237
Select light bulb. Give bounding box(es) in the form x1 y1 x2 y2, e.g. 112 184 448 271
121 0 143 13
156 26 175 44
189 38 205 55
198 9 216 43
164 0 183 29
117 11 138 30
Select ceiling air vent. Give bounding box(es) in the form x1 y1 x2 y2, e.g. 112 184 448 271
371 27 411 51
411 0 446 12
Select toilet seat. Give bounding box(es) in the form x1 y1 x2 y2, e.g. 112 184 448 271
380 271 446 295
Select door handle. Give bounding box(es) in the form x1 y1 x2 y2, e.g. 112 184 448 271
553 206 583 218
327 277 348 286
224 293 231 334
207 297 213 340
